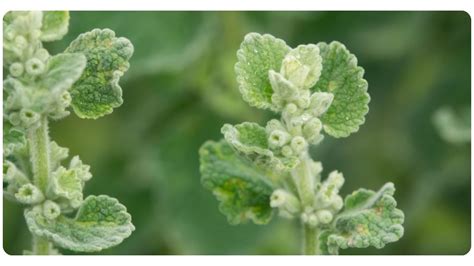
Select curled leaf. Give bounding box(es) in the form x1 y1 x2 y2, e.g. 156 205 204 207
321 183 404 254
25 195 135 252
235 33 290 111
65 29 134 119
199 140 275 225
222 122 299 171
314 41 370 138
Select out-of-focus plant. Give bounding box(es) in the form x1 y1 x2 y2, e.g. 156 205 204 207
199 33 405 255
3 11 135 254
432 106 470 144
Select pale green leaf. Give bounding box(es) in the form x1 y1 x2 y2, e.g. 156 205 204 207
25 195 135 252
314 41 370 138
65 29 134 119
221 122 299 171
41 53 86 94
322 183 404 254
235 33 290 111
199 140 275 225
40 11 70 42
3 119 26 157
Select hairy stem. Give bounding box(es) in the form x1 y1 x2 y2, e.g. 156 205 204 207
292 154 315 207
33 235 52 255
27 116 51 193
303 224 319 255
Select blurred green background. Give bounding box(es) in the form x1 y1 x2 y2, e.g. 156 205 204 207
3 11 471 255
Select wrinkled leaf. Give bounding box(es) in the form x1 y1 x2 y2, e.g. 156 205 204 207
41 53 86 94
25 195 135 252
199 140 275 225
235 33 290 111
40 11 70 42
314 41 370 138
65 29 134 119
221 122 298 171
321 183 404 254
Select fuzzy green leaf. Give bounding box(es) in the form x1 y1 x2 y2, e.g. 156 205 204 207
235 33 290 111
40 11 70 42
25 195 135 252
313 41 370 138
41 53 86 94
199 140 275 225
323 183 404 254
65 29 134 119
221 122 299 171
3 120 26 157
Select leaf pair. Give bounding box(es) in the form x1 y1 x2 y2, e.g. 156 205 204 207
235 33 370 138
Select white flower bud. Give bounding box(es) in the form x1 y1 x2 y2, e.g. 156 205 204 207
327 170 345 189
307 213 319 227
15 184 44 205
270 189 301 215
9 62 24 77
268 130 290 148
316 210 333 224
35 48 50 62
281 145 294 158
43 200 61 220
281 55 310 89
303 118 322 140
309 161 323 177
310 92 334 117
266 119 285 133
25 58 45 76
14 36 28 50
301 212 309 223
270 189 287 208
291 136 307 153
285 103 298 114
20 109 40 127
331 195 344 211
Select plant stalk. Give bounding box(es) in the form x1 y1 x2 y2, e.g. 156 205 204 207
27 116 54 254
303 224 319 255
32 235 52 255
27 116 51 193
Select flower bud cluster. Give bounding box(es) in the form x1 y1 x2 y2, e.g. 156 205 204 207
264 47 334 161
299 170 345 227
3 12 72 130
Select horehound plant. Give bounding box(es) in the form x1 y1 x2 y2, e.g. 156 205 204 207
199 33 405 255
3 11 135 254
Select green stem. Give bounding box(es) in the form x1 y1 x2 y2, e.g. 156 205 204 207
27 116 51 193
303 224 319 255
292 155 314 207
32 235 52 255
27 117 54 255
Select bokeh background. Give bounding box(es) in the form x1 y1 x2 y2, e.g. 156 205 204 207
3 11 471 255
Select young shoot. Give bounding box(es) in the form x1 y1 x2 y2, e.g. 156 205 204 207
3 11 135 254
199 33 404 255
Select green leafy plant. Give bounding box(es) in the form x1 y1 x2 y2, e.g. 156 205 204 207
199 33 405 255
3 11 135 254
